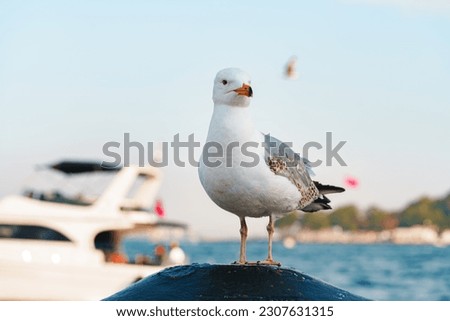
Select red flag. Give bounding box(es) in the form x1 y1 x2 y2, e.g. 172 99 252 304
344 176 359 188
154 199 165 217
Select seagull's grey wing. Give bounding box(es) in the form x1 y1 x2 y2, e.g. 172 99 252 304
263 133 319 208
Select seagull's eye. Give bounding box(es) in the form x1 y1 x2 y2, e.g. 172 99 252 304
222 80 228 85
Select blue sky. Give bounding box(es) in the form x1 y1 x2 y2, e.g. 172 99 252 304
1 0 449 238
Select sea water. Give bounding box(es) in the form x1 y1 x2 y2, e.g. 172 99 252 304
123 239 450 300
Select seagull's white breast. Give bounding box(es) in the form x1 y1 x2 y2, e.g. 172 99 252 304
199 105 300 218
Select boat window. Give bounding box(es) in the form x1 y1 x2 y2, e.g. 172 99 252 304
23 190 91 206
94 231 117 253
95 231 128 263
0 224 71 242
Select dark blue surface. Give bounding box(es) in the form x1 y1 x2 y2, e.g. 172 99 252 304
123 239 450 300
104 263 368 301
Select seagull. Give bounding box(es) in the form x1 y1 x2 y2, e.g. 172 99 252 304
285 56 298 80
199 68 344 265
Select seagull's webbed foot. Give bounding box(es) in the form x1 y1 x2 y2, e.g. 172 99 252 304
232 260 248 265
256 260 281 267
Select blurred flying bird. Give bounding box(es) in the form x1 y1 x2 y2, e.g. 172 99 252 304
285 56 298 80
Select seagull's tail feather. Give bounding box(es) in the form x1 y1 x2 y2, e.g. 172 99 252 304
302 197 332 212
313 181 345 194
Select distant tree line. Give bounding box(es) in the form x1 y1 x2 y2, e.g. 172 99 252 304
276 193 450 232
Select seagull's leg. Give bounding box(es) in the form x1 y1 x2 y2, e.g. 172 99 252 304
266 214 275 261
237 217 248 264
257 214 280 266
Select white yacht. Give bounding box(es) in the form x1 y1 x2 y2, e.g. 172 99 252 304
0 161 187 300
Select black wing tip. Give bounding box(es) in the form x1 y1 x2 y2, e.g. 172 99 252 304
313 181 345 194
301 182 345 212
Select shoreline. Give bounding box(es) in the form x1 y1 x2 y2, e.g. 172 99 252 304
195 225 450 246
279 225 450 246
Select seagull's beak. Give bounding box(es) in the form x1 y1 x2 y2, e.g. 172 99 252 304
234 83 253 97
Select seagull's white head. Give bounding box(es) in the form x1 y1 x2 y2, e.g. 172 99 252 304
213 68 253 107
